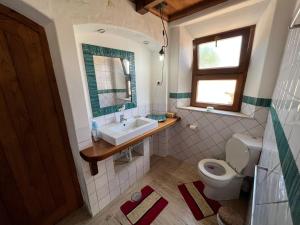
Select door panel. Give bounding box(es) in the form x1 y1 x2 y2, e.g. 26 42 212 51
0 4 82 225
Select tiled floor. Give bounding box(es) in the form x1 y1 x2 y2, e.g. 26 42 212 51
57 156 249 225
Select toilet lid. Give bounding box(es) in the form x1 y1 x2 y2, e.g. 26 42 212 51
226 137 250 173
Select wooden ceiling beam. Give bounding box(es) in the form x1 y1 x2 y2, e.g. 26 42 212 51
135 0 165 15
135 0 228 22
168 0 228 22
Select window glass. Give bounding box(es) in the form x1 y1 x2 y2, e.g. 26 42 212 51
196 80 237 105
198 36 242 69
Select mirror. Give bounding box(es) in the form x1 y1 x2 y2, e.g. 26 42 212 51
82 44 137 117
93 56 132 107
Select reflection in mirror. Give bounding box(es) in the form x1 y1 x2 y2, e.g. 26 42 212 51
93 56 132 108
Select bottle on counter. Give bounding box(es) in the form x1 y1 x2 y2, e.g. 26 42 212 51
91 120 100 142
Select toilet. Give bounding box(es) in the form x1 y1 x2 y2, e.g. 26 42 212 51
198 133 262 200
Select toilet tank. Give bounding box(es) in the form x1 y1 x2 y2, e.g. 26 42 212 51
232 133 262 177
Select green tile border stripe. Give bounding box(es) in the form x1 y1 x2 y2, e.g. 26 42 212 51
169 92 191 99
169 93 271 107
242 95 272 107
270 105 300 225
98 89 127 94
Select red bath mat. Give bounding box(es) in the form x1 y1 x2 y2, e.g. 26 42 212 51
178 180 221 221
120 185 168 225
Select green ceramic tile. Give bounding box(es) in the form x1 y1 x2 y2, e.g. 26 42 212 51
169 92 191 99
242 95 272 107
97 89 127 94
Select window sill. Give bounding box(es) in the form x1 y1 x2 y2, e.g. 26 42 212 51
177 106 250 118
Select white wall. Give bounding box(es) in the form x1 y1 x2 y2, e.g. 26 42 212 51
244 0 275 98
13 0 163 43
257 0 297 98
74 31 153 122
168 26 193 94
245 0 297 98
168 27 180 93
151 52 168 114
178 27 193 93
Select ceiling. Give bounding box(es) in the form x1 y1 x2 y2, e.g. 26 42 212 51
185 0 268 38
74 23 161 51
134 0 228 22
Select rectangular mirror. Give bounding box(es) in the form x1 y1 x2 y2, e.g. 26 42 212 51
93 56 131 107
82 44 137 117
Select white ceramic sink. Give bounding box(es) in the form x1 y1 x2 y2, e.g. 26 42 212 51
99 117 158 146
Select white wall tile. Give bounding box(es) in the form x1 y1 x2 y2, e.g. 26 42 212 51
88 192 99 206
89 202 100 217
96 183 110 200
165 100 266 169
108 176 120 191
118 169 129 185
120 180 130 193
86 180 96 195
95 174 108 190
109 186 121 201
287 123 300 160
99 195 111 210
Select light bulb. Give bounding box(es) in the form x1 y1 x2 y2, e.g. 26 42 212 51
159 47 165 61
159 54 164 61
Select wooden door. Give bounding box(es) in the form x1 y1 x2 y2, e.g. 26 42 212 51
0 4 82 225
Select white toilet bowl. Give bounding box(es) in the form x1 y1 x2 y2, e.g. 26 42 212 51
198 133 262 201
198 159 236 188
198 159 244 200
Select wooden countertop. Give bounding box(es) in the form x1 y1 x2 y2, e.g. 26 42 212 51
80 117 180 164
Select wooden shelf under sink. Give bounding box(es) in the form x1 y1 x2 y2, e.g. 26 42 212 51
80 117 180 175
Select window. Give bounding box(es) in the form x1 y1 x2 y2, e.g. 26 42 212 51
196 80 237 105
191 26 255 112
198 36 242 69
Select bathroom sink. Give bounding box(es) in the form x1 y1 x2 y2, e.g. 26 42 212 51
99 117 158 146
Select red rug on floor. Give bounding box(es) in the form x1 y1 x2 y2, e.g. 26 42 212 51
120 185 168 225
178 180 221 221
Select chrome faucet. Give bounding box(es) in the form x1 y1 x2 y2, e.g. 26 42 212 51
120 114 127 123
119 104 127 123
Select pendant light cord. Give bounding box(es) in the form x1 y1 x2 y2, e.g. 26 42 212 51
160 54 165 85
158 5 168 86
160 6 168 49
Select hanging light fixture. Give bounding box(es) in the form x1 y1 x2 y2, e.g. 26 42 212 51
159 47 165 61
158 3 168 61
157 2 168 86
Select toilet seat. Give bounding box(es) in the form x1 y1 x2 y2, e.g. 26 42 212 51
198 159 237 181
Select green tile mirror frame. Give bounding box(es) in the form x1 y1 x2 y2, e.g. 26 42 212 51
82 44 137 117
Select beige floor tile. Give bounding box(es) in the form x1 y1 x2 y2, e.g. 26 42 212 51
57 156 249 225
